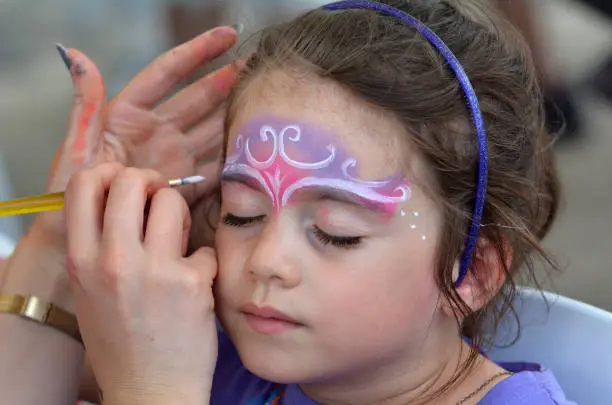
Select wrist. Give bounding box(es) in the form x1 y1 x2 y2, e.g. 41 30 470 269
1 225 74 311
103 387 211 405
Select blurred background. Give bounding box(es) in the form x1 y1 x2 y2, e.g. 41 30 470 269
0 0 610 309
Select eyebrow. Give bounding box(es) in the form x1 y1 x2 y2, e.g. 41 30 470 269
221 172 389 214
221 172 264 192
303 187 389 214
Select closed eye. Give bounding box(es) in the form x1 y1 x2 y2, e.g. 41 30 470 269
222 213 266 227
312 225 362 249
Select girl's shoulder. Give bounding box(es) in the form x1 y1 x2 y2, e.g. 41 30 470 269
479 362 577 405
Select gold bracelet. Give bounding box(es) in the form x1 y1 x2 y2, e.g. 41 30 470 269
0 293 82 344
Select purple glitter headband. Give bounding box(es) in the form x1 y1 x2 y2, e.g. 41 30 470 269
323 1 489 287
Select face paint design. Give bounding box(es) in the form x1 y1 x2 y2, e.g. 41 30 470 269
401 209 427 240
223 116 411 214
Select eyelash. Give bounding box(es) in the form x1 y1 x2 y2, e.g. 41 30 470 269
312 226 362 249
222 213 265 227
222 213 363 249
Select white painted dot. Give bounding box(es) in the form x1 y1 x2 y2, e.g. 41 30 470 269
400 210 407 217
421 235 427 241
413 211 420 217
410 224 417 229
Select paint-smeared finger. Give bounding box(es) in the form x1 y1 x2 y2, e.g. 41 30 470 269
49 46 107 192
184 106 225 160
116 27 238 109
155 61 241 131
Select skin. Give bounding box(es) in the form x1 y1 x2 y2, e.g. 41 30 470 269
52 48 106 173
0 26 241 405
64 163 219 405
214 70 508 404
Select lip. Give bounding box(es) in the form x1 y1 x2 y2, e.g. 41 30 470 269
241 303 302 335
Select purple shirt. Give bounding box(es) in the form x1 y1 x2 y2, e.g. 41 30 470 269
211 330 577 405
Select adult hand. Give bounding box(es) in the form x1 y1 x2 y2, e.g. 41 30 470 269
35 26 240 245
8 26 238 313
0 27 238 405
65 163 218 405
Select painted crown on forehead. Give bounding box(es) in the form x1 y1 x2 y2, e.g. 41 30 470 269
223 121 412 211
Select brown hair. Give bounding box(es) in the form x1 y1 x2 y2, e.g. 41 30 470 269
223 0 560 399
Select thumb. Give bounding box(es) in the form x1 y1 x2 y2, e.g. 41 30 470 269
48 45 107 192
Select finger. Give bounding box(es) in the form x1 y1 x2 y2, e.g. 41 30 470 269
186 246 218 282
48 45 107 192
184 105 226 160
64 162 125 272
145 188 191 258
102 168 167 251
117 26 238 109
155 59 243 131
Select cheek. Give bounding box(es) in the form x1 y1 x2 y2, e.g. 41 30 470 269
323 268 437 331
312 242 441 351
214 228 250 301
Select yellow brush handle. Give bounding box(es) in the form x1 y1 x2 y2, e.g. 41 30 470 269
0 192 65 216
0 175 205 217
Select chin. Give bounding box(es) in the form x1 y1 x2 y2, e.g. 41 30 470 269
234 337 303 383
231 332 329 384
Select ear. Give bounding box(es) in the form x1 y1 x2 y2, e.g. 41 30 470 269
442 238 512 318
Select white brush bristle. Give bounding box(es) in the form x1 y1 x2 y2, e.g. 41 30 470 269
181 175 206 184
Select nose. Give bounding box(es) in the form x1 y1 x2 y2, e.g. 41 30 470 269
246 218 301 289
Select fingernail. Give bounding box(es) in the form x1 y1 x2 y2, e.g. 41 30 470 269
56 43 72 70
211 25 241 41
230 23 244 36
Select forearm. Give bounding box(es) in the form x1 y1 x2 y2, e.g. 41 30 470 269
0 230 85 405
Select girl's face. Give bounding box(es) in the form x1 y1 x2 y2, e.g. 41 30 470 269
215 72 448 384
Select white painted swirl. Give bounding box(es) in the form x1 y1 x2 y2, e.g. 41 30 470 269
225 135 244 164
245 126 278 169
278 125 336 170
341 158 392 187
281 177 412 207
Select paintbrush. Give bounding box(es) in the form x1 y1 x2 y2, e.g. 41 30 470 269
0 175 206 217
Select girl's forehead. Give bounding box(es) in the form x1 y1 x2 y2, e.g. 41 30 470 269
227 71 410 181
227 115 403 182
224 114 414 215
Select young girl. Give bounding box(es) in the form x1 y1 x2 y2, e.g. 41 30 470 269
206 1 571 403
1 1 575 404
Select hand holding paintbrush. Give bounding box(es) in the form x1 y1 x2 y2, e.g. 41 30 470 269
0 26 242 405
1 25 241 285
0 175 206 217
